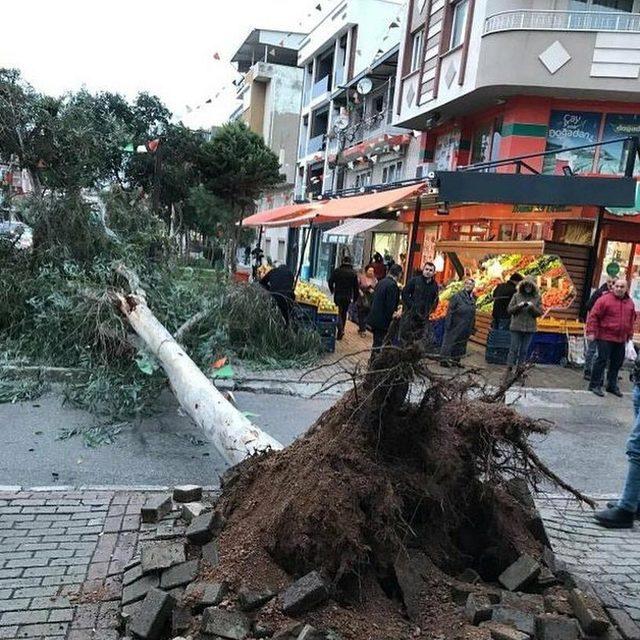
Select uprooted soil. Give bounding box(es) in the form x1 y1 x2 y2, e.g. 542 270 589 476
200 344 589 639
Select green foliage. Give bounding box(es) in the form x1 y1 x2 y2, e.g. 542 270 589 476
0 377 47 404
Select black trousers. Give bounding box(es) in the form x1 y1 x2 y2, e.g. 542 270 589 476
272 293 293 326
372 328 387 350
590 339 625 390
335 297 350 337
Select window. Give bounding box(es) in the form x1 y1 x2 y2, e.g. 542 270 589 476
277 240 286 262
355 171 372 189
410 30 424 72
374 94 384 114
450 0 469 50
382 161 404 184
570 0 633 12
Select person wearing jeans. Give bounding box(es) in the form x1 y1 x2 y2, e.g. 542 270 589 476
506 279 543 370
587 279 636 398
595 350 640 528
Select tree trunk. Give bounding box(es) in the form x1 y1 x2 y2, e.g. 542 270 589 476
116 292 283 466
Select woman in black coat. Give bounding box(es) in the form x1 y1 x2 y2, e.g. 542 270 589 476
440 278 476 367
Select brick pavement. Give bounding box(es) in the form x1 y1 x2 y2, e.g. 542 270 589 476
537 495 640 624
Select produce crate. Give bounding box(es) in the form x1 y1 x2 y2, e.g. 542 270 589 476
321 335 336 353
317 312 339 324
485 329 511 365
316 320 338 339
527 332 567 365
293 302 317 325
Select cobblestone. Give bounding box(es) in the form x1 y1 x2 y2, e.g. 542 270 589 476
537 495 640 625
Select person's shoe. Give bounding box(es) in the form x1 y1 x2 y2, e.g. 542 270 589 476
589 386 605 397
594 506 634 529
583 370 591 381
607 501 640 518
606 386 624 398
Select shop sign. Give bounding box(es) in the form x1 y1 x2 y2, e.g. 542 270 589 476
598 113 640 176
606 261 621 277
434 130 461 171
542 110 601 175
512 204 573 214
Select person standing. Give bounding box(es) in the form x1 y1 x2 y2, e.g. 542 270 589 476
367 264 403 350
440 278 477 367
594 348 640 528
259 261 295 325
506 279 543 370
583 276 616 380
356 266 377 337
368 252 387 281
328 255 360 340
587 279 636 397
491 273 523 330
399 262 439 348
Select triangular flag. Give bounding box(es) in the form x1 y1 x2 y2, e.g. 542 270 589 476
205 98 212 104
122 143 134 153
389 21 399 28
36 159 47 168
269 48 276 56
212 52 221 60
315 3 321 9
186 106 193 113
146 139 160 153
136 145 148 154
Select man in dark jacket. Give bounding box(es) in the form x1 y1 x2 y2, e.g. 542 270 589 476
587 279 636 397
399 262 439 347
492 272 523 330
260 262 295 325
583 276 616 379
328 255 360 340
367 264 403 350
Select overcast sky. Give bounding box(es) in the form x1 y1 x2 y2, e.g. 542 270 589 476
0 0 334 129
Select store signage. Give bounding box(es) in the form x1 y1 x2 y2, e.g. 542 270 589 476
542 110 600 175
599 113 640 176
512 204 573 214
606 261 621 277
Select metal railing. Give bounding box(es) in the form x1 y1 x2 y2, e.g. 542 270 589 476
307 133 326 155
312 75 331 99
484 9 640 34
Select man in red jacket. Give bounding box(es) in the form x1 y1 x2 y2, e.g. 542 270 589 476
587 279 636 397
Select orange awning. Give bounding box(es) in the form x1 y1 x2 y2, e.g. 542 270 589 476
242 203 321 227
315 183 426 220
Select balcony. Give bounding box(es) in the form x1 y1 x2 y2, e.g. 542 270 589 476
312 76 331 100
484 10 640 35
307 134 326 155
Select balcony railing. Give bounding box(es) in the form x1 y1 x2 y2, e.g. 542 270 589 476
484 10 640 35
307 133 326 155
312 75 331 100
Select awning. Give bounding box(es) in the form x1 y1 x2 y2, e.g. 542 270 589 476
315 183 426 220
241 203 321 227
322 218 387 244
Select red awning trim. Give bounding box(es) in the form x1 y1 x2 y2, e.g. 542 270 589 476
241 203 321 227
339 133 412 164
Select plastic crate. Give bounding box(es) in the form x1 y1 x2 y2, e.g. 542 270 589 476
487 329 512 349
293 302 317 325
527 332 567 365
317 312 339 324
316 320 337 339
321 335 336 353
486 346 510 365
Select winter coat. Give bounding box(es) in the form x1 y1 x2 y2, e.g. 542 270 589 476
441 290 476 358
328 264 359 303
260 265 294 298
492 281 517 322
586 291 636 344
402 275 439 319
369 260 387 281
507 284 543 333
367 277 400 331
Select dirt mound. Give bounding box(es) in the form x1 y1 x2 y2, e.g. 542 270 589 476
200 347 588 639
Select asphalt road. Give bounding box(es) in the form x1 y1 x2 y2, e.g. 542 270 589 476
0 388 634 496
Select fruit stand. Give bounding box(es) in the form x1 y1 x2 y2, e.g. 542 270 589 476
294 281 339 353
429 240 589 363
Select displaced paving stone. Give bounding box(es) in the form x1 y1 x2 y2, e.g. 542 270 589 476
238 586 276 611
181 501 206 523
282 570 330 616
492 605 536 635
500 592 544 614
465 593 493 625
140 494 172 523
140 541 186 574
394 549 430 621
173 485 203 503
201 538 220 567
186 510 219 545
535 614 581 640
122 574 160 606
172 605 192 635
451 582 477 605
154 522 185 540
129 587 175 639
201 606 251 639
607 608 640 640
538 567 557 587
544 594 573 617
123 560 142 586
458 568 481 584
480 621 530 640
499 554 541 592
184 581 228 611
160 559 199 589
273 622 305 639
297 624 327 640
121 601 142 623
568 588 609 635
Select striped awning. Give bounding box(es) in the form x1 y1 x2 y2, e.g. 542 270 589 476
322 218 387 243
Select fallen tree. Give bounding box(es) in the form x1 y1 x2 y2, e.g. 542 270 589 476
113 264 282 466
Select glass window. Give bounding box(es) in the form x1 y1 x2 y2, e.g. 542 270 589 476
450 0 469 49
597 113 640 176
600 240 632 286
411 30 424 72
570 0 633 11
470 122 493 165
